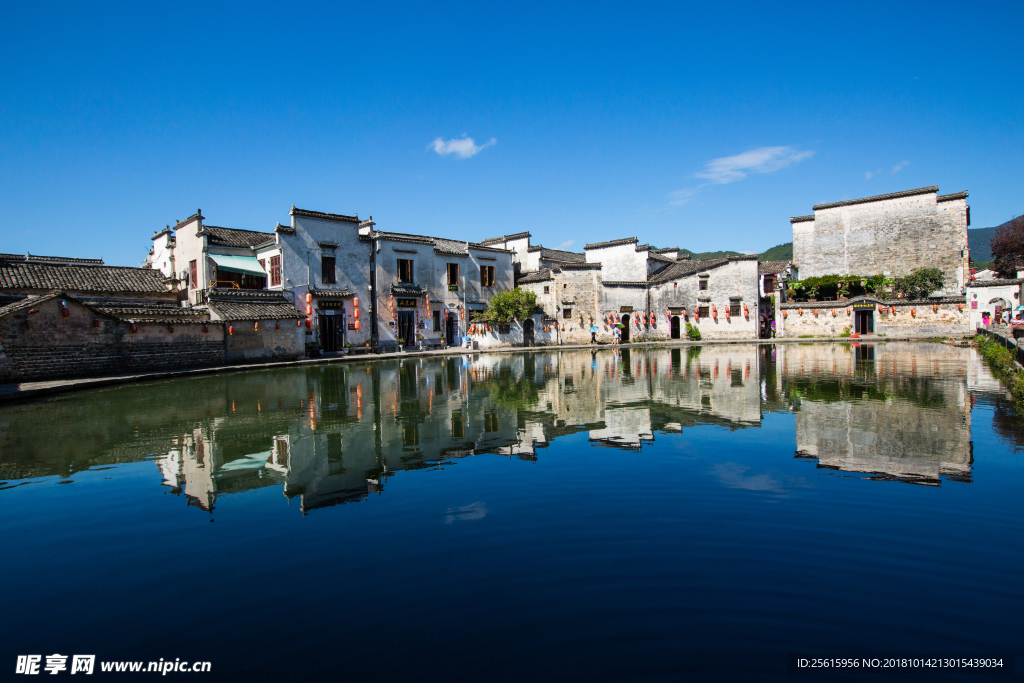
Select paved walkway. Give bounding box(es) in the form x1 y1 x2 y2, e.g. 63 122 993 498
0 332 973 404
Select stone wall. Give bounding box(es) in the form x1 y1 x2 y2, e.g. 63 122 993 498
792 188 969 294
649 258 759 340
0 296 225 382
778 297 969 337
224 323 304 363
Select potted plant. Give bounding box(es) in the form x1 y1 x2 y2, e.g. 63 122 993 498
416 334 425 350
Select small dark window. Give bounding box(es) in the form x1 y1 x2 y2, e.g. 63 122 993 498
433 310 441 331
322 256 336 284
327 433 342 462
484 411 500 432
764 275 776 291
730 304 741 317
398 259 414 283
447 263 459 285
698 278 708 291
698 306 710 318
189 260 198 290
543 286 550 294
563 308 572 319
402 424 419 447
480 265 495 287
452 413 465 439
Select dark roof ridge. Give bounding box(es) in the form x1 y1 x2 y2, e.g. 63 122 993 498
812 186 939 211
937 191 969 202
790 215 815 223
25 254 105 266
478 231 531 245
584 237 638 250
173 210 203 229
290 206 361 223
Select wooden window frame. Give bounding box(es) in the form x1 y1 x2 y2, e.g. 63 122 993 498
189 260 198 290
447 263 460 286
480 265 495 287
398 259 414 284
322 255 336 284
269 255 282 287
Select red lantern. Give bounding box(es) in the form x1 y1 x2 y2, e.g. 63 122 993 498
254 322 259 331
203 325 209 334
958 303 964 311
60 300 69 318
712 305 718 318
743 304 749 317
305 292 312 304
890 306 896 315
130 324 137 334
229 325 234 335
26 318 33 330
305 318 312 329
297 319 302 327
783 311 788 319
846 307 851 315
932 304 939 312
306 304 312 316
275 321 280 330
354 320 360 331
92 319 99 329
353 297 359 308
168 325 174 334
911 309 916 317
725 310 731 321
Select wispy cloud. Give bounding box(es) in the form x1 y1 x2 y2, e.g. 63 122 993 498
891 160 910 174
554 240 575 250
865 168 882 179
428 135 496 159
668 145 814 206
694 146 815 184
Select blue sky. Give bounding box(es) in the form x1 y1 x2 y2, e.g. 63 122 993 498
1 1 1021 266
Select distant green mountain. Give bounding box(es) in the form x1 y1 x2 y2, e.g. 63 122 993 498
969 227 996 263
759 242 793 261
678 248 743 260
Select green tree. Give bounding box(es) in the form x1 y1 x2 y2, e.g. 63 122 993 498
893 268 945 299
482 288 538 323
685 322 701 340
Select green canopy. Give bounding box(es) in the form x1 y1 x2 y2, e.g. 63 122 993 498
210 254 267 277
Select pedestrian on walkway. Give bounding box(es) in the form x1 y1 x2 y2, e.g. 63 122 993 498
612 326 621 345
589 323 599 344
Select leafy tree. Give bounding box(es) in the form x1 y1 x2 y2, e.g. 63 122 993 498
685 322 701 340
893 268 945 299
481 288 538 323
990 215 1024 277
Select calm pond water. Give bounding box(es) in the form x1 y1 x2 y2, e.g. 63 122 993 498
1 342 1021 681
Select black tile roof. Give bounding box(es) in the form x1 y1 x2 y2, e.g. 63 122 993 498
201 225 276 248
812 186 939 211
937 191 969 202
758 260 790 276
478 231 531 246
289 206 361 224
530 246 585 263
517 269 553 284
647 257 732 285
0 262 171 294
26 254 105 265
584 237 637 250
790 215 815 223
205 288 303 321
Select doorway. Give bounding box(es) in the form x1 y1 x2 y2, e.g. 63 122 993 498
854 310 874 335
445 314 457 345
397 311 415 346
319 314 342 352
670 316 681 339
619 315 630 343
523 318 535 347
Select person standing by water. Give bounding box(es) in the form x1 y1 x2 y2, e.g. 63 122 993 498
590 323 599 344
612 326 621 345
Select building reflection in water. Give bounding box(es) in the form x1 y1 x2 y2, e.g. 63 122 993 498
0 341 1003 509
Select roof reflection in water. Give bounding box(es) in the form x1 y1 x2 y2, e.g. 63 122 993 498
0 342 1004 508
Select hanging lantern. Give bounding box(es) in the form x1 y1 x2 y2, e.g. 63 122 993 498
297 319 302 327
932 303 939 312
203 325 209 334
846 307 851 315
60 300 69 318
712 305 718 319
354 320 360 331
353 297 359 309
743 304 749 317
890 306 896 315
831 310 837 317
306 304 313 316
254 322 259 331
911 309 916 317
725 310 731 321
798 308 803 315
26 317 33 330
353 308 360 319
783 311 788 319
958 303 964 311
92 319 100 329
130 324 137 334
306 292 312 304
275 321 280 330
229 325 234 335
305 318 312 329
168 325 174 334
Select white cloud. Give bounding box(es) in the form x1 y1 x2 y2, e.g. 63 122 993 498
668 186 700 206
865 168 882 179
693 146 815 184
554 240 575 250
891 160 910 174
428 135 496 159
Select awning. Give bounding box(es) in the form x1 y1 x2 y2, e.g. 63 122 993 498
210 254 266 277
